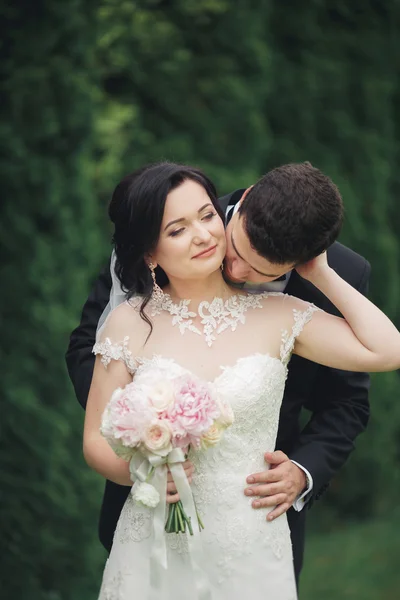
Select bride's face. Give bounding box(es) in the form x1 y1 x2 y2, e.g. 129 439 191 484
150 179 226 281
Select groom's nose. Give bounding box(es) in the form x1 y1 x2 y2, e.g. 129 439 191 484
227 258 250 281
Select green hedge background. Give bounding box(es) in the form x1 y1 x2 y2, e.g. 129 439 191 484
1 2 399 598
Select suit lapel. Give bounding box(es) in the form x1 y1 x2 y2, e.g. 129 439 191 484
218 188 246 216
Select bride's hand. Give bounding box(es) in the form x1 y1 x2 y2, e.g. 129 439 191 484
295 251 330 282
166 460 195 504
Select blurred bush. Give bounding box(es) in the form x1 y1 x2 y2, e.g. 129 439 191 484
1 1 399 598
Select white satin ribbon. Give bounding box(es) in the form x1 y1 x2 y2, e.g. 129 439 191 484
129 449 212 600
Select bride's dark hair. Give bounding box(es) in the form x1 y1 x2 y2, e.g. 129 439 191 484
109 161 223 331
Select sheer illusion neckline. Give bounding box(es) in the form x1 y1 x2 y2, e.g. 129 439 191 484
133 353 287 385
93 300 320 376
143 291 279 348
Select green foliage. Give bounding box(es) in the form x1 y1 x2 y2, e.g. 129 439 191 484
0 1 106 598
1 0 400 598
301 512 400 599
94 0 272 197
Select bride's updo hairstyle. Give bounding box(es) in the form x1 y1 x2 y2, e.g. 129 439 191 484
109 161 223 328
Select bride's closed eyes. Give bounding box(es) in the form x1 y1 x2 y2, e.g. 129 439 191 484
168 212 217 238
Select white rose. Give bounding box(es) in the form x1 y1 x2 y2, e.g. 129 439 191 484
143 420 172 456
147 381 175 413
133 482 160 508
201 424 223 449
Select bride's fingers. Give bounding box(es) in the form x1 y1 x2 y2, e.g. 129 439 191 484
166 473 194 487
166 460 194 475
183 461 194 474
167 473 193 494
166 492 180 504
167 464 194 484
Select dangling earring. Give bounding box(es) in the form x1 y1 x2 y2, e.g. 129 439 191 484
149 262 164 302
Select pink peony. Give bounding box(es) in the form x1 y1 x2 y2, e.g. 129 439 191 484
101 384 154 450
147 380 175 413
166 375 220 447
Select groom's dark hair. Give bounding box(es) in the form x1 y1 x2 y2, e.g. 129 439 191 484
239 162 344 265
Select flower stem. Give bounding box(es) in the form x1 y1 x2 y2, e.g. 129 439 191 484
179 502 194 536
177 504 185 532
196 508 205 531
166 504 175 533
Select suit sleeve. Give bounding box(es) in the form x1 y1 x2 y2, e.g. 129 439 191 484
65 261 112 409
288 260 371 503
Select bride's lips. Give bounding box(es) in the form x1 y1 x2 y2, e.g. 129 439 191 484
192 245 217 259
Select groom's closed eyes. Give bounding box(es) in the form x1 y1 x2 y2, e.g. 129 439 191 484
230 231 282 278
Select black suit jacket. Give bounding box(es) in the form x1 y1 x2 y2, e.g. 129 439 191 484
66 190 370 583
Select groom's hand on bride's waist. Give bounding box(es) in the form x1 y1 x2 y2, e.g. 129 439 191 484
166 460 195 504
244 451 307 521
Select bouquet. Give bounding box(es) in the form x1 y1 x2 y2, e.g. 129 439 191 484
101 369 234 535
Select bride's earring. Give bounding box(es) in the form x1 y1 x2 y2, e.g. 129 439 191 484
149 262 164 302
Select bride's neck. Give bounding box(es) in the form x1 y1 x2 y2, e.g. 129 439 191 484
165 270 232 306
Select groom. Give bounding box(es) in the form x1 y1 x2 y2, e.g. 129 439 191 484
66 162 370 586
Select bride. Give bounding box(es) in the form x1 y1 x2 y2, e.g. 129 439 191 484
83 162 400 600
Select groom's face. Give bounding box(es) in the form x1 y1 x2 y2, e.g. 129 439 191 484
224 212 295 284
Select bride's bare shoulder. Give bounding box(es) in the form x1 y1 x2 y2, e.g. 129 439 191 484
255 292 318 324
99 297 150 341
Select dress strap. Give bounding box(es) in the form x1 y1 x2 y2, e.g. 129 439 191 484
280 304 321 366
92 336 137 375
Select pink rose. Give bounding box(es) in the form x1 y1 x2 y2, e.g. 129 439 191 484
143 420 172 456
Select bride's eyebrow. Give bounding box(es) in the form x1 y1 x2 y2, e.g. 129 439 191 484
164 203 213 231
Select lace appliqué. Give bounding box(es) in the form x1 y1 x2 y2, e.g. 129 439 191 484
263 514 293 560
149 292 272 347
115 496 152 543
99 560 124 600
166 531 189 555
93 336 137 374
280 303 321 365
214 516 253 584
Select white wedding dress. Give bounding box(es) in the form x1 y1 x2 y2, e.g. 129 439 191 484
93 292 319 600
